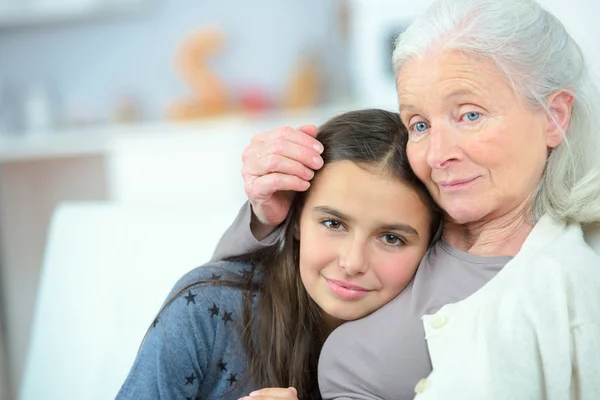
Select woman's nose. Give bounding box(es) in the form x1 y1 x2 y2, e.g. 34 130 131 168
426 125 461 169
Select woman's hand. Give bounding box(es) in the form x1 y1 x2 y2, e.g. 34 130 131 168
242 125 323 240
238 386 299 400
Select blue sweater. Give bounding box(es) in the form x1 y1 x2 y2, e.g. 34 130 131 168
117 261 260 399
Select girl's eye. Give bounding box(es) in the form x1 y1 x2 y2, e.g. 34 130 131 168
464 111 480 121
322 219 345 231
380 234 404 247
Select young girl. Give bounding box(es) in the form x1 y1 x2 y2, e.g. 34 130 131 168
116 109 441 400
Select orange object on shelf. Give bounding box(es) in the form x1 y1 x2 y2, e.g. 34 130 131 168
282 52 322 110
167 28 230 121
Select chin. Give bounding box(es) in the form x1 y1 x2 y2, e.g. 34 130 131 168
444 204 488 225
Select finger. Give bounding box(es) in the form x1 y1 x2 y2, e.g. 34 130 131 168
297 124 319 139
265 139 323 170
242 141 322 174
253 126 323 154
244 153 316 180
247 386 298 398
244 174 310 200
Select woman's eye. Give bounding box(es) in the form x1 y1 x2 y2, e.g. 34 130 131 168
322 219 345 231
381 234 404 247
464 111 480 121
414 121 429 132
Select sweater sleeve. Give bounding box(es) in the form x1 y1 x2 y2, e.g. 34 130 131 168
116 264 247 399
210 201 285 262
571 321 600 400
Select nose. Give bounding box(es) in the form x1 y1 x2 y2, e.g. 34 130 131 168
339 236 369 276
426 124 461 169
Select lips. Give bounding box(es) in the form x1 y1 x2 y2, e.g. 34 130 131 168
437 176 479 190
324 277 372 300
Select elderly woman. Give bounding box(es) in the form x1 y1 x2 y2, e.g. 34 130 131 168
212 0 600 398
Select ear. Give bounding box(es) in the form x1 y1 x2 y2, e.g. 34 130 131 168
545 90 574 149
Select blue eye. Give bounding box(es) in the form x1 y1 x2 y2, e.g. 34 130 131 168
464 112 480 121
414 122 429 132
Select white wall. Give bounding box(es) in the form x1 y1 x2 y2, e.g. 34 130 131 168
0 156 109 399
540 0 600 77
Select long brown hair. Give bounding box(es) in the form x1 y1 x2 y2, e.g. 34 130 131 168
160 109 441 398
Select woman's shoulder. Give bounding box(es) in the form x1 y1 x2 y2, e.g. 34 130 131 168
535 219 600 266
523 215 600 267
511 219 600 323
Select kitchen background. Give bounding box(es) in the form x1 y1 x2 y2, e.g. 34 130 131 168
0 0 598 399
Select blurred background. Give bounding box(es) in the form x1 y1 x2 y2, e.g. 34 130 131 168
0 0 598 398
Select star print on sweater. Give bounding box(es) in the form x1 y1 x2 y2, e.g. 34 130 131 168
217 358 228 372
184 290 197 305
185 373 197 385
222 311 234 324
208 303 220 318
116 261 261 399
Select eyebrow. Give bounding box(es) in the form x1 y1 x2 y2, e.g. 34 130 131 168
312 206 420 237
313 206 353 222
398 102 415 113
445 88 477 100
399 88 479 114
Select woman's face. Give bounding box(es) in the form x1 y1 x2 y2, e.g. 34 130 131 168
297 160 431 326
398 50 563 225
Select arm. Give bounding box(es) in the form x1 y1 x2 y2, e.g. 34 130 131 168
211 124 323 262
210 201 285 262
571 321 600 400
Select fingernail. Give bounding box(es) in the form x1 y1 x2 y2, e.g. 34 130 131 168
306 168 315 179
313 143 324 153
313 156 323 168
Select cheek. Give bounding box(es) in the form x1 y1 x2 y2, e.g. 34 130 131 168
407 144 430 180
299 225 338 275
474 121 547 179
373 252 422 294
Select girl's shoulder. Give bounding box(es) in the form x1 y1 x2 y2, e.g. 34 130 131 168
172 260 257 293
160 260 259 325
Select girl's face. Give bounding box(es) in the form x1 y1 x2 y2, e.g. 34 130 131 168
298 160 432 327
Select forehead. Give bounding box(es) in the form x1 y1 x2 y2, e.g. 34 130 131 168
397 50 511 106
303 160 429 225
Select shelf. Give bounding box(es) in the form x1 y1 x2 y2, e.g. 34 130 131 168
0 103 356 163
0 0 145 30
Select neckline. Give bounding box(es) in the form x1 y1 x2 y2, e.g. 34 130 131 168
438 238 514 265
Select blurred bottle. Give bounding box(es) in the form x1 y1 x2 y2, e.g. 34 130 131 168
0 80 21 136
23 83 56 134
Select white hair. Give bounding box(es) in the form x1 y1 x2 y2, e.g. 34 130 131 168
392 0 600 224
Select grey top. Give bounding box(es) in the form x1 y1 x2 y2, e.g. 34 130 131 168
212 202 512 399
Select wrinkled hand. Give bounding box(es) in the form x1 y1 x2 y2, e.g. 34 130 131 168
238 386 299 400
242 125 323 240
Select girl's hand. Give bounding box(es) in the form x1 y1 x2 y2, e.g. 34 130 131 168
239 386 298 400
